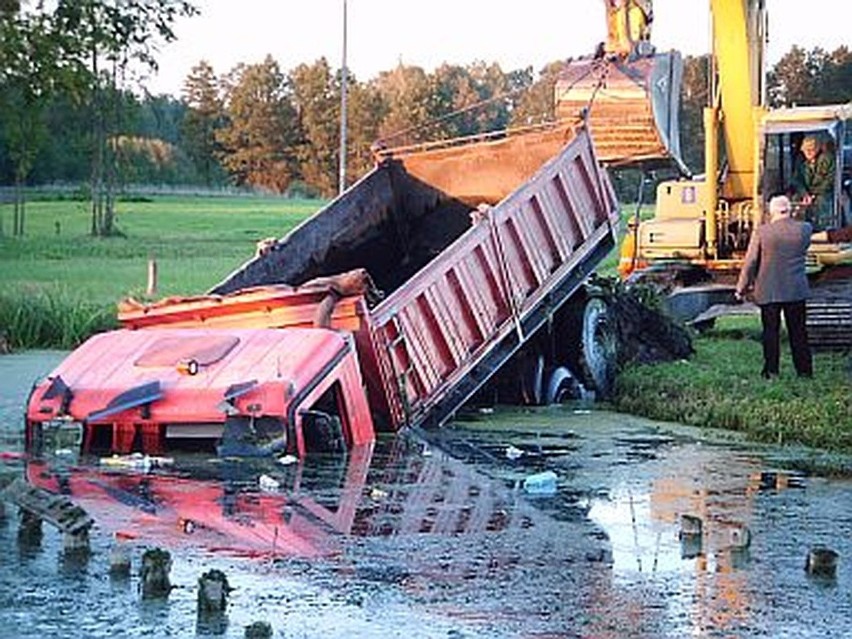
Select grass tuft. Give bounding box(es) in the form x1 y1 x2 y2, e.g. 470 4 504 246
0 286 118 350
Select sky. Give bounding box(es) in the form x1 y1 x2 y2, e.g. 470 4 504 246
147 0 849 97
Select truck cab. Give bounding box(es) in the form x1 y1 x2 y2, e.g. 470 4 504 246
25 327 375 460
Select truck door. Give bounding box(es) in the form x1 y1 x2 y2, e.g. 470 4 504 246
291 350 375 457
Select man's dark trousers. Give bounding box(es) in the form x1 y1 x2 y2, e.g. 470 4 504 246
760 301 813 377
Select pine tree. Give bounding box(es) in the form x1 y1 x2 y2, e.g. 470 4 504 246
182 60 225 187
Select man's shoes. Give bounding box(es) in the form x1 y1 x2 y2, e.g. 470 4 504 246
761 371 778 380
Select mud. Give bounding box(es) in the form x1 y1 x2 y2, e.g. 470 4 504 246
1 352 851 638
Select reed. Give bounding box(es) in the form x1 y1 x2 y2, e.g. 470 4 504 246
0 286 118 350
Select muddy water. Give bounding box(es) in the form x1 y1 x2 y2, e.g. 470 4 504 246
1 352 850 638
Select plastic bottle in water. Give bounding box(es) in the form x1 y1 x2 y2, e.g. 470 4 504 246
523 470 558 495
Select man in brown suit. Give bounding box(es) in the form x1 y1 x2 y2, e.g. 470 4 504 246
735 195 813 378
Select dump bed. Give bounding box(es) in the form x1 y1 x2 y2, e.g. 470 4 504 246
366 128 619 429
206 127 619 431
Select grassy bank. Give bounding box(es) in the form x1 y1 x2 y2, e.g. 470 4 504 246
613 316 852 453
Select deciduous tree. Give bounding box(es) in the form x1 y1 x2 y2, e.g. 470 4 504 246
508 61 563 128
289 58 339 197
0 6 60 236
373 64 434 147
52 0 198 236
216 56 299 193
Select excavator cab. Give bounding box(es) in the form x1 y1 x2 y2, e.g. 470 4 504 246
760 108 852 236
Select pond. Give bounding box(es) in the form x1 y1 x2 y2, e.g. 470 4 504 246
1 351 850 638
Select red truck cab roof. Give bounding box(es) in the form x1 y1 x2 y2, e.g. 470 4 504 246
27 327 374 456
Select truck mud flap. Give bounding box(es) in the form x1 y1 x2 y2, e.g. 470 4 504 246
555 52 687 172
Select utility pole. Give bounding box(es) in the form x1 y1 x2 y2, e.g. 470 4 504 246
339 0 348 195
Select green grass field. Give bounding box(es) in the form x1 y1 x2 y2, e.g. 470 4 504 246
614 316 851 455
0 195 323 303
0 195 323 347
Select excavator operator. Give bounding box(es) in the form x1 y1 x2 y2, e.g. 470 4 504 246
603 0 653 57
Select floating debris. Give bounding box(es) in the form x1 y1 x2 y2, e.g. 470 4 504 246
505 445 524 461
369 487 388 501
523 470 557 496
276 454 298 466
100 453 174 472
258 474 280 492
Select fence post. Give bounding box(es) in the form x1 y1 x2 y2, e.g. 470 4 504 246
147 258 158 297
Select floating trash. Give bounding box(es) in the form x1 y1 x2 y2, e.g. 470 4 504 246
523 470 557 496
100 453 174 472
505 445 524 461
258 474 280 492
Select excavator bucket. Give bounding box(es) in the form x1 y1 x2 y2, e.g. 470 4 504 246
555 51 686 172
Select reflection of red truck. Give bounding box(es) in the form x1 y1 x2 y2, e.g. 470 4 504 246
25 126 619 459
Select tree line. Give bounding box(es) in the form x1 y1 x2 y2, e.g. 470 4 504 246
2 1 851 236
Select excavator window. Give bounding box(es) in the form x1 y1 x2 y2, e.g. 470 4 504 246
763 129 838 230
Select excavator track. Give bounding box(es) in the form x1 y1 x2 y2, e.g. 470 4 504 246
807 278 852 350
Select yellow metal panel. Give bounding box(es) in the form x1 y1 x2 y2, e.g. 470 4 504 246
710 0 764 200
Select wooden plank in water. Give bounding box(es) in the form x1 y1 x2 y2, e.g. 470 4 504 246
0 478 93 535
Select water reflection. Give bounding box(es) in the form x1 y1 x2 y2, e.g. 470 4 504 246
21 432 532 561
23 446 371 558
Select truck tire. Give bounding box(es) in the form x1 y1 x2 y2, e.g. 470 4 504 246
544 366 580 404
577 297 619 398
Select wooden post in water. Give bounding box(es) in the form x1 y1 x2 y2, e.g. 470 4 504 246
245 621 273 639
109 542 132 577
18 509 43 546
197 569 231 613
63 528 90 553
139 547 172 599
806 546 838 578
147 257 158 297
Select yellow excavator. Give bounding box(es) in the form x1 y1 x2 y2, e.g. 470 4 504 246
618 0 851 347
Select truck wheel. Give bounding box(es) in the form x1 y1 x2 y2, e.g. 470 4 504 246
578 297 619 398
544 366 580 404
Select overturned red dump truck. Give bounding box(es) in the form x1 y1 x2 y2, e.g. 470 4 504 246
25 125 620 459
